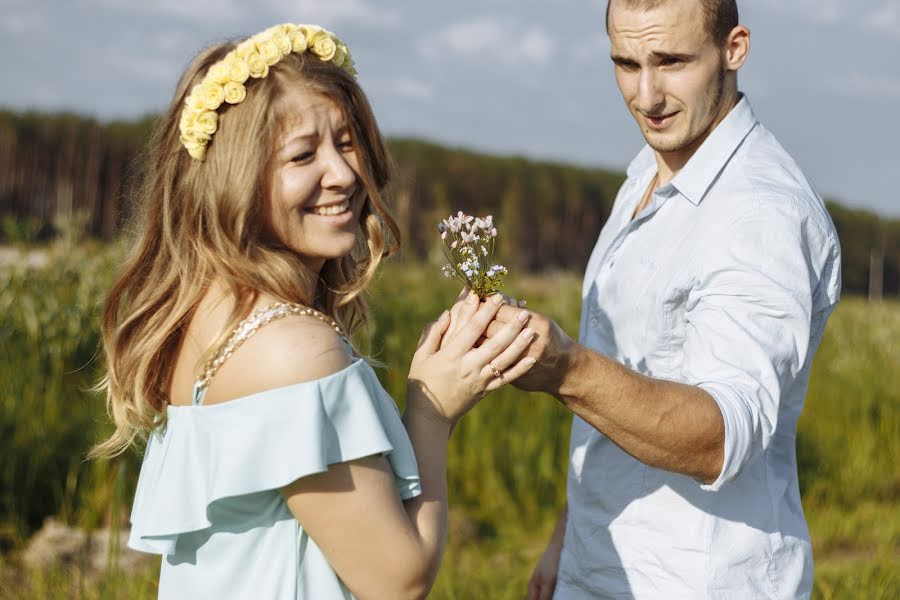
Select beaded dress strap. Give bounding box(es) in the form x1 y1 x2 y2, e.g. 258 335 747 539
191 302 347 406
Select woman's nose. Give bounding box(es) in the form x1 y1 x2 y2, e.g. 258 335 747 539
320 145 357 190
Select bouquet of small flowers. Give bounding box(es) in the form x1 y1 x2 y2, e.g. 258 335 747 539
438 212 508 299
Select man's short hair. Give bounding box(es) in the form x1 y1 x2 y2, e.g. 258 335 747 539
605 0 739 45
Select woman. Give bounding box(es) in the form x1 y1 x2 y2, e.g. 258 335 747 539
91 24 536 599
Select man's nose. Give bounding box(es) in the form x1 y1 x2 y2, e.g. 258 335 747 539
637 69 665 114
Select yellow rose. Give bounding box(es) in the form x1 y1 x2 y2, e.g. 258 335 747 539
185 141 207 161
312 34 337 61
181 128 210 145
201 81 225 110
208 62 231 85
246 53 269 78
342 57 358 77
271 31 292 55
299 25 323 40
256 38 282 66
179 109 197 132
226 56 250 83
263 24 288 38
185 84 205 111
197 111 218 136
288 29 307 53
332 45 346 67
236 39 257 59
223 81 246 104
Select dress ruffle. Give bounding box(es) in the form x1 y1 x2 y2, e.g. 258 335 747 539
128 359 420 555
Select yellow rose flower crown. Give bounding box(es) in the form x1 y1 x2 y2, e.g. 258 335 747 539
179 24 357 161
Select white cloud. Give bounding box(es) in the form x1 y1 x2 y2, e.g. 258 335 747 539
84 0 244 25
753 0 900 38
264 0 402 28
859 4 900 37
573 33 606 62
420 17 557 66
823 71 900 101
81 0 402 29
390 78 436 101
0 12 36 34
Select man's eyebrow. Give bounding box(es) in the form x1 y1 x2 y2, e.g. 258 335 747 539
650 50 695 61
610 53 638 64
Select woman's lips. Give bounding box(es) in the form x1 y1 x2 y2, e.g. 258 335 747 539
307 199 350 216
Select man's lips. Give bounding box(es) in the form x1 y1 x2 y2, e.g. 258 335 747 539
643 111 679 130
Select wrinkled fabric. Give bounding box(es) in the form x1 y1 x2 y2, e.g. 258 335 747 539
556 96 840 600
129 358 421 599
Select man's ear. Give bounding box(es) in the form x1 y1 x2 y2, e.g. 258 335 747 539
724 25 750 72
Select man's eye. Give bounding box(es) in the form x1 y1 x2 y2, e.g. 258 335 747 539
661 58 682 66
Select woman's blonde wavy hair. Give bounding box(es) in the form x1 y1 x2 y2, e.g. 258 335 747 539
91 41 400 458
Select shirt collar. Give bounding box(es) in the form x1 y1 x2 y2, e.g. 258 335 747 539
671 95 757 205
625 95 758 205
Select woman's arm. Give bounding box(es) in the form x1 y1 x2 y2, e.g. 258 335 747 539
281 296 535 599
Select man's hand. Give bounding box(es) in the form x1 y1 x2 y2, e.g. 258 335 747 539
487 305 577 395
526 506 567 600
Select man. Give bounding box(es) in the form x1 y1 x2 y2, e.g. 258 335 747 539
492 0 841 598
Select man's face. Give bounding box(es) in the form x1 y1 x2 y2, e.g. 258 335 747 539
608 0 732 162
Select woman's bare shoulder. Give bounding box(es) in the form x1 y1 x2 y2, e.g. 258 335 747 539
202 307 352 405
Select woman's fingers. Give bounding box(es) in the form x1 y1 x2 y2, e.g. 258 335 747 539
483 324 535 373
484 354 537 392
445 291 479 346
471 307 531 366
416 310 450 355
445 294 504 355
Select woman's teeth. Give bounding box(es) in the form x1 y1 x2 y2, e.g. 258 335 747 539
311 201 350 216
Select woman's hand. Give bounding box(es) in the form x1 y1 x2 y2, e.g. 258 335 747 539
442 288 527 350
408 294 536 425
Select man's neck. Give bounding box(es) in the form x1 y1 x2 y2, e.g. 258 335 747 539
654 92 741 186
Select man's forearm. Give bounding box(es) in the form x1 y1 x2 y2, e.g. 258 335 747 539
557 344 725 483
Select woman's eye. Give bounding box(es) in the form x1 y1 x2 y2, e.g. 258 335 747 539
338 139 354 151
292 151 315 163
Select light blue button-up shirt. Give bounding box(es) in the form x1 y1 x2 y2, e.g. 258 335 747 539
556 96 841 599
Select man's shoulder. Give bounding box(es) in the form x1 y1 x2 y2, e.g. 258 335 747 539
718 123 838 240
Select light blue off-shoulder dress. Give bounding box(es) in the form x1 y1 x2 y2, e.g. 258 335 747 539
127 343 421 599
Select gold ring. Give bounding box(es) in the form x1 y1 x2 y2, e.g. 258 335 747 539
489 363 503 379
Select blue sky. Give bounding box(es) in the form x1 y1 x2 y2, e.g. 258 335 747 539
2 0 898 216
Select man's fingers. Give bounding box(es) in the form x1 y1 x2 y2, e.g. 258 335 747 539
539 582 554 600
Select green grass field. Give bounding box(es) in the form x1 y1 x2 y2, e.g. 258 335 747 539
0 244 897 598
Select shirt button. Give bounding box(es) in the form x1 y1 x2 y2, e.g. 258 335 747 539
590 317 599 327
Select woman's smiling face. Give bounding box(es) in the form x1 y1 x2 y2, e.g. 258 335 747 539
268 81 364 273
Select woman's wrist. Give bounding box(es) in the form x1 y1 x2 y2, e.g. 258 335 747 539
404 381 455 436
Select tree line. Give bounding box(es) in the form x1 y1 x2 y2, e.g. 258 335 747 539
0 110 897 295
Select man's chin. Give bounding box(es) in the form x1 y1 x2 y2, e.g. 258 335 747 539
643 131 690 154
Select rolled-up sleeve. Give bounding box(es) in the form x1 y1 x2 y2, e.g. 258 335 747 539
681 201 828 491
